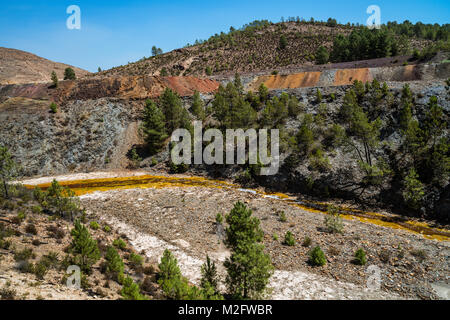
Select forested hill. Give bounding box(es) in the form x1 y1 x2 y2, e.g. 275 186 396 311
94 19 449 78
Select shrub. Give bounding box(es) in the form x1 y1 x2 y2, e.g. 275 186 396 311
0 285 16 300
283 231 295 246
308 246 327 266
103 225 111 233
14 248 35 262
89 221 100 230
47 225 65 239
31 206 42 214
121 276 147 300
302 236 312 247
215 213 223 225
324 205 344 234
315 89 322 103
353 248 367 265
49 103 58 114
113 238 127 250
205 66 212 76
129 252 144 270
410 249 427 262
278 211 287 222
25 224 38 235
272 233 279 241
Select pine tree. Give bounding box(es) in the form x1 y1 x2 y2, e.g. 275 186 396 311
0 146 18 199
51 71 58 88
70 220 100 273
64 68 76 80
141 99 168 154
402 168 425 210
200 255 219 293
315 46 329 64
105 246 124 282
191 91 205 121
224 202 273 299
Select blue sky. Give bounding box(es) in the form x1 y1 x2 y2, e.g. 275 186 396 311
0 0 449 72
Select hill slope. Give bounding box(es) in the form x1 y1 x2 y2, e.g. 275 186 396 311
96 21 432 78
0 47 90 85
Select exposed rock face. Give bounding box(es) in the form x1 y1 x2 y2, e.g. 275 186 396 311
0 76 220 105
0 47 90 85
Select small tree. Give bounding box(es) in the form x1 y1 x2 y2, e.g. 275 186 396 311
105 246 124 282
308 246 327 266
121 276 147 300
64 68 76 80
200 255 219 294
224 202 273 299
191 91 205 121
402 168 425 210
279 35 288 50
51 71 58 88
141 99 167 154
324 205 344 234
316 46 329 64
283 231 296 246
0 146 19 199
353 248 367 265
69 220 100 273
49 102 58 114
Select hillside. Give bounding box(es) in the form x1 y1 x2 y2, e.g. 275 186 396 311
0 47 90 85
95 20 435 78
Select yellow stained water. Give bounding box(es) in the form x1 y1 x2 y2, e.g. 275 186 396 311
25 175 450 242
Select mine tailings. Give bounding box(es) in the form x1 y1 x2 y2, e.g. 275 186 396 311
25 174 450 242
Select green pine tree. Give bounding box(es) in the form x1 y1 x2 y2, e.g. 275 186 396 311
70 220 100 273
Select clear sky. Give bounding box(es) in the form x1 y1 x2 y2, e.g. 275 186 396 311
0 0 449 72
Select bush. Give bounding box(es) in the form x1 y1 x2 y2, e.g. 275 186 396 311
113 238 127 250
308 246 327 266
49 103 58 114
283 231 295 246
302 236 312 247
103 225 111 233
121 276 147 300
25 224 38 235
14 248 35 262
129 252 144 270
278 211 287 222
215 213 223 224
89 221 100 230
51 71 58 88
353 248 367 265
324 205 344 234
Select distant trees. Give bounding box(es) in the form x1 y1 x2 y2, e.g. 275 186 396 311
315 46 329 65
331 28 397 62
64 67 76 80
279 35 288 50
152 46 163 56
